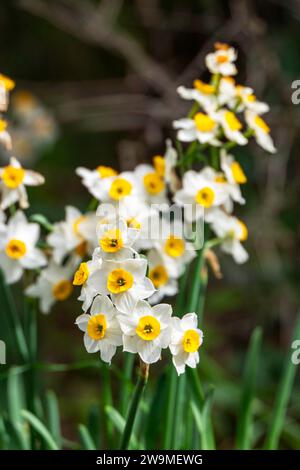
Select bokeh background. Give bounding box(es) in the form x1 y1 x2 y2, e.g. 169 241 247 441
0 0 300 448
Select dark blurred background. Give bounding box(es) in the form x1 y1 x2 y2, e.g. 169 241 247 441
0 0 300 448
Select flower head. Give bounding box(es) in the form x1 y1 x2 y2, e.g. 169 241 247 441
205 43 237 76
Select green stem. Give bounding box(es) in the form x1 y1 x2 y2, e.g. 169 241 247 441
188 248 205 313
120 353 135 416
120 360 148 450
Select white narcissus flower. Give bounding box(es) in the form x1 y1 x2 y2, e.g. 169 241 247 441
153 217 196 279
147 248 178 304
96 216 139 260
170 313 203 375
245 111 276 154
215 110 247 146
0 211 47 284
0 73 15 112
47 206 96 263
88 258 155 314
0 156 45 210
118 300 172 364
177 80 217 113
0 119 12 150
210 211 249 264
75 294 122 364
234 85 269 115
93 171 142 205
76 165 118 200
25 259 75 314
134 163 168 207
73 250 102 311
205 43 237 76
220 150 246 208
217 77 236 107
174 169 228 223
173 112 220 146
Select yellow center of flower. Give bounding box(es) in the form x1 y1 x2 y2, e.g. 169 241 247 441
52 280 73 301
2 165 25 189
136 315 161 341
195 187 215 208
225 111 242 131
73 215 86 238
0 74 15 91
164 235 185 258
149 265 169 288
87 314 107 340
73 262 89 286
182 329 201 353
254 115 270 134
107 268 133 294
216 53 229 64
109 178 132 200
215 42 230 51
194 112 216 133
237 220 248 241
5 239 27 259
143 172 164 195
100 228 123 253
127 217 141 230
153 155 165 177
215 174 227 183
0 120 7 132
96 165 118 178
246 94 256 102
193 79 215 95
231 162 247 184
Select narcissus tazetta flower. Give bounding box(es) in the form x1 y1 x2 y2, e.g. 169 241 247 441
245 111 276 154
76 165 118 200
147 248 178 304
215 110 247 146
177 81 217 113
205 42 237 76
0 156 44 209
96 217 140 260
173 112 220 146
0 210 47 284
117 300 172 364
26 259 75 314
75 294 122 364
88 257 155 313
134 163 168 207
170 313 203 375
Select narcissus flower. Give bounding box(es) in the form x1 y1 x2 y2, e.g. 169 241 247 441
210 211 249 264
88 258 155 313
205 43 237 76
235 85 269 114
0 119 12 150
245 111 276 153
76 165 118 200
26 260 75 313
0 74 15 112
173 112 220 146
74 251 102 312
220 150 246 208
170 313 203 375
174 169 228 222
0 211 47 284
75 294 122 364
117 300 172 364
134 164 168 207
47 206 96 263
0 156 44 209
147 248 178 304
177 81 217 113
216 110 248 146
96 217 139 260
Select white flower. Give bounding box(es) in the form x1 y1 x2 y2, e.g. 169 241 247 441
0 119 12 150
76 165 118 200
215 110 247 146
0 211 47 284
134 163 168 207
73 250 102 311
0 74 15 112
0 157 45 210
173 112 220 146
96 216 139 260
174 169 228 223
235 85 269 114
118 300 172 364
153 216 196 279
245 111 276 154
205 43 237 76
163 139 178 184
170 313 203 375
25 259 75 314
47 206 96 263
220 150 246 208
88 257 155 314
218 77 236 106
210 211 249 264
177 80 217 113
147 248 178 304
89 171 141 204
75 294 122 364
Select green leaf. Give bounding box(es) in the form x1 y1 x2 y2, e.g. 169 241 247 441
105 405 139 449
191 386 215 450
21 410 58 450
236 327 262 449
78 424 96 450
45 391 62 449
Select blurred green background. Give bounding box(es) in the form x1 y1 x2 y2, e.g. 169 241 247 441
0 0 300 448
